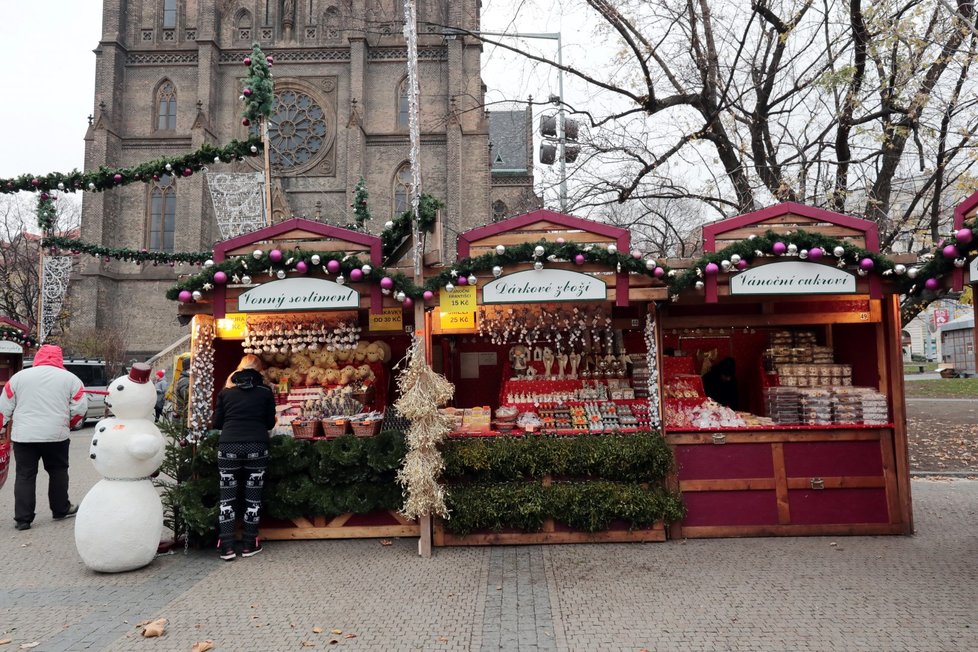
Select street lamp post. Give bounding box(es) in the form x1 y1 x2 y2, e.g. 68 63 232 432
456 30 568 212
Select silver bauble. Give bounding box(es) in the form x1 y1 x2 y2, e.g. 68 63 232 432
833 246 845 257
492 266 503 277
191 290 202 300
241 275 252 284
362 264 372 275
311 254 321 265
445 283 455 293
894 264 906 275
253 249 264 259
276 270 286 279
694 280 704 290
336 274 346 285
730 254 741 264
907 267 919 279
204 259 214 267
495 245 506 255
534 261 544 271
467 274 477 285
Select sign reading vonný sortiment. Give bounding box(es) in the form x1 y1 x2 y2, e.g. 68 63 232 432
730 260 856 295
481 269 607 304
237 277 360 311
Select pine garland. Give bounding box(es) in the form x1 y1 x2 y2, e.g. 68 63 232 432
0 138 262 201
382 193 443 259
42 236 210 266
347 177 371 232
240 44 275 126
394 337 454 520
0 326 36 348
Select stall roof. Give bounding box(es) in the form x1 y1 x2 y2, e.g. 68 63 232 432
0 316 29 333
457 209 631 306
940 314 973 333
701 202 882 302
952 191 978 292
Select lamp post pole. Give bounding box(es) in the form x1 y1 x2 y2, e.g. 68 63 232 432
465 30 567 212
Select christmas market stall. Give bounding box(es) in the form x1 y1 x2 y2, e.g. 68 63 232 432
423 209 683 545
0 317 34 490
168 218 418 542
659 203 913 538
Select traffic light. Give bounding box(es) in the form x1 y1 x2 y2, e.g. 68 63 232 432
539 112 580 165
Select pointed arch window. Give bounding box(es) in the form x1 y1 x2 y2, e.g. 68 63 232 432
156 81 176 131
397 77 410 128
148 175 176 252
492 200 507 222
393 164 412 218
163 0 177 28
236 9 253 42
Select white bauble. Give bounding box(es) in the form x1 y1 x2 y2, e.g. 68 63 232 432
495 245 506 255
907 267 919 279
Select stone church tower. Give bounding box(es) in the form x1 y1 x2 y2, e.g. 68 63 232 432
73 0 528 358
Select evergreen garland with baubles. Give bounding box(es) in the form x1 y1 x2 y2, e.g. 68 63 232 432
241 43 275 127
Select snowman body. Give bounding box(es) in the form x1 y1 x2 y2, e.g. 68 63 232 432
75 369 165 573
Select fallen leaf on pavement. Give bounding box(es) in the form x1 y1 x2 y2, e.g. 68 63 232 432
344 633 357 639
135 620 152 628
191 641 214 652
0 640 11 646
436 636 449 642
301 641 315 647
312 627 322 634
19 644 39 650
141 619 168 638
328 640 339 646
331 629 342 634
379 539 393 546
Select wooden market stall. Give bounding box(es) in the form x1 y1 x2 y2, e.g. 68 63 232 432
427 209 681 546
0 317 31 490
177 218 418 541
658 203 913 538
953 190 978 372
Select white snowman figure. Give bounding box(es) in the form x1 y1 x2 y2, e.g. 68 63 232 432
75 363 165 573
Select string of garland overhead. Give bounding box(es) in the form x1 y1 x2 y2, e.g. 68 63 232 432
41 236 211 266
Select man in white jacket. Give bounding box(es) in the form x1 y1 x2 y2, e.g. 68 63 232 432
0 344 88 531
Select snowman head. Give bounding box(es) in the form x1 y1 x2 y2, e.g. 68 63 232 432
105 363 156 419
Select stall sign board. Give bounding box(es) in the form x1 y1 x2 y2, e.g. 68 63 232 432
440 285 477 312
970 255 978 281
439 311 476 331
215 313 248 339
237 278 360 312
369 307 403 331
0 341 23 354
730 261 856 295
481 269 607 304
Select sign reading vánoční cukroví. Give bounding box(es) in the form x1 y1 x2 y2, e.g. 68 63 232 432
481 268 607 303
237 277 360 311
729 260 856 295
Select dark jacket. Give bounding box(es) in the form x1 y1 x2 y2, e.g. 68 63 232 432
174 370 191 420
212 369 277 444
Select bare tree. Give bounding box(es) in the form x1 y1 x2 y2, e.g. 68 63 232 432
448 0 978 250
0 193 81 332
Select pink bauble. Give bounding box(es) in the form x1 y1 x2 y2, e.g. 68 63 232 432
242 118 250 127
956 228 973 245
772 241 786 255
925 277 939 291
266 56 274 65
380 276 394 290
178 290 192 303
457 275 468 286
243 57 252 66
808 247 823 261
403 297 413 308
574 254 585 265
942 244 959 259
423 290 434 301
326 259 341 274
859 257 875 271
653 267 664 278
704 262 719 275
556 237 565 244
213 271 228 284
631 250 642 259
737 260 748 270
269 249 283 262
113 174 123 183
349 268 363 282
295 261 308 274
243 88 253 97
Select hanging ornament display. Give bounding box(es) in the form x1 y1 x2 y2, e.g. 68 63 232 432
40 256 73 343
644 311 661 430
188 317 216 441
242 315 361 354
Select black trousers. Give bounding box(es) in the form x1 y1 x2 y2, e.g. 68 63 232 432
13 439 71 525
217 442 269 543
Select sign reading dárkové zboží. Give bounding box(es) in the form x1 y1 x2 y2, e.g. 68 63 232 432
237 277 360 311
729 260 856 295
481 268 607 303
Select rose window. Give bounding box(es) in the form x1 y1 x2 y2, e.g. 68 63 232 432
266 90 329 171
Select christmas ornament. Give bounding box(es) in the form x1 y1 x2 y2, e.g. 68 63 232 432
310 254 321 265
457 275 468 286
349 268 363 282
445 283 455 293
178 290 192 302
295 261 308 274
269 249 283 262
252 249 263 259
336 274 346 285
492 266 503 278
241 275 252 285
534 261 544 271
894 264 906 275
772 242 787 255
467 274 477 285
808 247 823 261
942 244 958 259
833 246 845 257
787 243 798 254
858 258 874 271
191 290 202 301
956 228 973 245
534 245 545 257
574 254 585 265
326 259 341 274
423 290 434 301
213 271 228 284
925 278 939 290
704 262 719 275
495 245 506 255
276 270 286 279
361 264 372 275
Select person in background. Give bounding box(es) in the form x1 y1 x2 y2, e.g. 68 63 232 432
0 344 88 531
173 366 190 423
154 370 167 422
211 354 276 561
703 356 739 410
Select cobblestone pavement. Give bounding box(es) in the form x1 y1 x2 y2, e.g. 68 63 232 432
1 428 977 651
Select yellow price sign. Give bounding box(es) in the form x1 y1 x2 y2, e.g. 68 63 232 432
368 307 403 331
439 311 475 330
440 285 476 312
215 313 248 339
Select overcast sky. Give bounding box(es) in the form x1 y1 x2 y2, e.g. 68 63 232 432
0 1 592 181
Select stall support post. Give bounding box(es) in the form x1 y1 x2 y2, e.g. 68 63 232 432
415 268 433 558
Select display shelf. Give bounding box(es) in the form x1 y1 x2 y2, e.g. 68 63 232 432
447 426 648 438
667 423 894 434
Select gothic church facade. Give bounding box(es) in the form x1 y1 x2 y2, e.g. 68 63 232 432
73 0 535 357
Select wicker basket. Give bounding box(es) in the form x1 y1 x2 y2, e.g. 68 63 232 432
292 420 322 439
321 418 350 438
351 420 382 438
